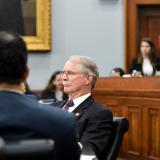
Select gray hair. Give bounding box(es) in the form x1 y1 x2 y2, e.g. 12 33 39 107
69 55 99 89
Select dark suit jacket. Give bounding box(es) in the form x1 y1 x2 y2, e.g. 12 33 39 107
129 57 160 75
40 90 68 101
0 91 80 160
53 96 113 160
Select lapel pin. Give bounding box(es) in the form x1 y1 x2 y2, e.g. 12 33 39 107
75 112 80 117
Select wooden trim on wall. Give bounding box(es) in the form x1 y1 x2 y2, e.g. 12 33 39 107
125 0 138 71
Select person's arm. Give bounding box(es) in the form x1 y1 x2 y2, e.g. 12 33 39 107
128 58 137 74
80 109 113 159
37 106 81 160
57 114 81 160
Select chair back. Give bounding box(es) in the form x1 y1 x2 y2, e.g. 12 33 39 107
0 138 55 160
0 138 5 160
102 117 129 160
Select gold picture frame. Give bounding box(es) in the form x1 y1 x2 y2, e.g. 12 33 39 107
23 0 51 51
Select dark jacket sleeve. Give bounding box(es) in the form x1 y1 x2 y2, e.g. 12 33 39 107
55 114 81 160
128 58 137 74
154 57 160 71
80 108 113 160
35 105 81 160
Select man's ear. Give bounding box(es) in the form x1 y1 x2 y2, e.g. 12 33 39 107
85 75 93 86
22 65 29 82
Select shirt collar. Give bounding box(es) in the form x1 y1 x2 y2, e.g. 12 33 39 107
68 93 91 112
73 93 91 107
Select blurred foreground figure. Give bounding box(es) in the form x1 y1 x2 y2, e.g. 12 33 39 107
0 31 80 160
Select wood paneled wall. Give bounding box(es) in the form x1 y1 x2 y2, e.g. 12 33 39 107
92 77 160 160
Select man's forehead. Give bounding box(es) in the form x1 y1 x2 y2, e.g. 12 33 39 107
64 60 81 69
65 59 80 65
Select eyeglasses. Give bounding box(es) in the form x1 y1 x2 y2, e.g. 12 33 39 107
60 71 83 77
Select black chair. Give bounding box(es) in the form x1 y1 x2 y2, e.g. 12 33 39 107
0 138 55 160
81 117 129 160
104 117 129 160
0 137 5 160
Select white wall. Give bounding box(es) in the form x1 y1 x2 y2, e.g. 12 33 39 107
28 0 125 89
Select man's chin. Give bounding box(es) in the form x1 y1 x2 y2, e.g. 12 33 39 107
63 88 69 94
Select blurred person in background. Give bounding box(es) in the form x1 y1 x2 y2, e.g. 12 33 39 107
21 82 37 99
129 37 160 76
40 71 68 101
110 67 125 77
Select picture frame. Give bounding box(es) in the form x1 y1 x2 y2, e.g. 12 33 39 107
23 0 51 51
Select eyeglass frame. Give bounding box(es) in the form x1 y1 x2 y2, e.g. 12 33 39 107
60 70 93 78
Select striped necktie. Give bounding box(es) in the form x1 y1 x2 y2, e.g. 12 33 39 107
63 100 74 111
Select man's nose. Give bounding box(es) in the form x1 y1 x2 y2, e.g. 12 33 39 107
62 73 67 80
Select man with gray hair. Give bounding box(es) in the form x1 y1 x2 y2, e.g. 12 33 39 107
53 55 113 160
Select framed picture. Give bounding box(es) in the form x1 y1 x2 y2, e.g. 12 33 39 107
0 0 51 51
23 0 51 51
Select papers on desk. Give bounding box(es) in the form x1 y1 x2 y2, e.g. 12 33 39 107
80 154 96 160
80 143 97 160
38 99 55 104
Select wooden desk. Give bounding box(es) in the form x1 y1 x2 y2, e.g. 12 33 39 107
92 77 160 160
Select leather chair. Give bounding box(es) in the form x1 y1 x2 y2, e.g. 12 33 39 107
103 117 129 160
81 117 129 160
0 138 55 160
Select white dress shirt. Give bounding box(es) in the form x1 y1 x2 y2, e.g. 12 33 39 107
68 93 91 112
55 91 63 101
142 58 154 76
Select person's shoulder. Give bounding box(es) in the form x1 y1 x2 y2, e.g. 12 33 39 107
85 103 113 122
94 102 112 112
155 56 160 62
40 89 56 99
36 101 73 118
41 89 54 96
131 57 138 64
29 99 76 130
88 100 113 117
153 57 160 69
51 99 66 108
23 95 73 121
26 100 77 147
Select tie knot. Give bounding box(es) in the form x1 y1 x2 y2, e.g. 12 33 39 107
63 100 74 111
65 100 74 108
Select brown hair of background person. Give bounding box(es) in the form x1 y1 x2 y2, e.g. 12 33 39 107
129 37 160 76
40 71 68 101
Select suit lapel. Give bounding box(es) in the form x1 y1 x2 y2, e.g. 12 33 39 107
53 96 94 120
73 96 94 120
53 99 67 109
